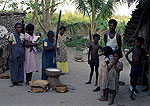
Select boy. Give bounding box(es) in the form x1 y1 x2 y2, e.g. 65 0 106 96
85 34 102 86
125 37 146 100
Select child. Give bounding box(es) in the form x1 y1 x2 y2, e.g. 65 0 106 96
85 34 102 86
42 30 57 80
125 37 146 100
93 46 112 92
93 46 112 95
30 32 41 52
100 50 123 105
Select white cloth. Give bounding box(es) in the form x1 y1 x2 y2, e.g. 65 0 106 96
9 33 24 44
106 32 118 51
32 36 40 43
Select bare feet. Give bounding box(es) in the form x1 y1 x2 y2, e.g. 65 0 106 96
93 87 100 92
98 97 108 101
108 101 114 105
130 95 135 101
135 89 139 94
9 83 15 87
85 81 91 84
95 83 98 86
100 95 104 98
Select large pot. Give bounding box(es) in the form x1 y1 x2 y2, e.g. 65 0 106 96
45 68 62 88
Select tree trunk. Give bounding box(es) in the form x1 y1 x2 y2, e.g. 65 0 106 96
35 0 47 37
31 11 36 24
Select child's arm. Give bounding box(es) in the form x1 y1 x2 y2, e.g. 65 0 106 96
114 62 123 73
25 40 37 47
35 37 40 42
125 47 134 65
43 41 55 51
107 63 114 72
88 44 91 64
107 59 117 72
98 46 103 57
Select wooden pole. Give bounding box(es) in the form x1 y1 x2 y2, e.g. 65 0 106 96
147 20 150 88
55 10 62 49
54 10 61 58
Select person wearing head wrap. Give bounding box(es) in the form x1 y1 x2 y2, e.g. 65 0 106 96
41 30 57 80
56 26 69 74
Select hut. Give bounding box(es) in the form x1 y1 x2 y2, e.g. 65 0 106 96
0 12 26 32
124 0 150 90
0 12 26 72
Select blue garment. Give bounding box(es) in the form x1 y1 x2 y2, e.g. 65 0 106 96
130 65 142 78
90 58 99 68
42 38 57 80
10 32 24 82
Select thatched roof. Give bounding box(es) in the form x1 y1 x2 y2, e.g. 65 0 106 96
124 1 150 45
0 12 26 16
127 0 148 6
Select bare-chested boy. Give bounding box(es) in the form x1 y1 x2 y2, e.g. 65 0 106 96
125 37 146 100
85 34 102 86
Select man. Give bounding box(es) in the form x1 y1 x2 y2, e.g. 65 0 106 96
104 19 121 54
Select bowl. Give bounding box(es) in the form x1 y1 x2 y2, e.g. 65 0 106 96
45 68 62 77
55 84 68 93
74 55 83 60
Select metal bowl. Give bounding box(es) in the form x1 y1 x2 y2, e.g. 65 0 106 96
74 55 83 60
45 68 62 77
46 68 61 72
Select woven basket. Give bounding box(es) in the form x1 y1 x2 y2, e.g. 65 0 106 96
55 84 68 93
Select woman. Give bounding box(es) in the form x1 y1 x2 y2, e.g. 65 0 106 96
24 24 38 85
42 30 57 80
56 26 69 74
9 23 24 87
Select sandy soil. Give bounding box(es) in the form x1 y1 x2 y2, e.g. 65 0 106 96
0 47 150 106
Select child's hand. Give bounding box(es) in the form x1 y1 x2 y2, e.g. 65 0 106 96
112 59 117 65
30 47 33 52
36 37 40 42
57 48 60 55
129 61 133 65
88 60 91 64
9 56 13 62
105 60 109 65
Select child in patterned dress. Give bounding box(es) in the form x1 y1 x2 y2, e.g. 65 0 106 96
100 50 123 105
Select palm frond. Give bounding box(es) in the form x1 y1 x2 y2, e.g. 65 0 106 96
66 22 90 35
73 0 90 17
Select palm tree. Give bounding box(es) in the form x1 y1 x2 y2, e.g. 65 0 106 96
73 0 125 35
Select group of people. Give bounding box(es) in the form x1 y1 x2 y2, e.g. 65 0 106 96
85 19 147 105
9 23 69 87
8 19 148 105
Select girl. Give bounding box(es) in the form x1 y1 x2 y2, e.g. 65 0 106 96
24 24 38 85
9 23 25 87
100 50 123 105
98 46 112 96
42 30 57 80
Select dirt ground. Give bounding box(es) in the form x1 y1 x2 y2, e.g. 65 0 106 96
0 47 150 106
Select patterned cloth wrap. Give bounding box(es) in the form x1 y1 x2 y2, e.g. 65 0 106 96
56 35 68 62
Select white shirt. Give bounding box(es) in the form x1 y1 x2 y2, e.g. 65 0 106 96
106 32 118 51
